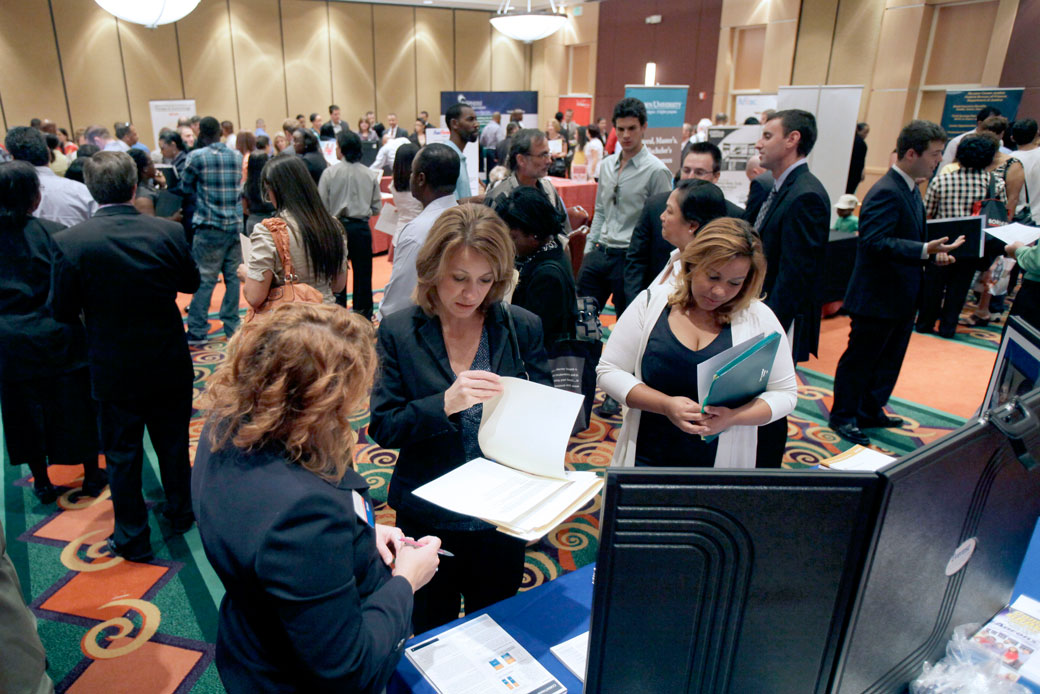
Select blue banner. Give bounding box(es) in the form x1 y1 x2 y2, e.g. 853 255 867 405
623 86 688 129
440 91 538 125
941 88 1024 136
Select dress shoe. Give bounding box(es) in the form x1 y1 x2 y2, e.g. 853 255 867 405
598 395 621 417
831 421 870 446
161 507 196 535
33 482 58 505
105 536 154 563
81 468 108 497
859 415 904 429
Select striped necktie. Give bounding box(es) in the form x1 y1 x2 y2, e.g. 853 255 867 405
754 187 778 233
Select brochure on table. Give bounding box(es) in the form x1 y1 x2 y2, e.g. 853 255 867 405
550 632 589 683
406 614 567 694
973 595 1040 685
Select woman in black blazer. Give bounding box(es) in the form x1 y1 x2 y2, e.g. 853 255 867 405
370 204 552 633
192 304 441 694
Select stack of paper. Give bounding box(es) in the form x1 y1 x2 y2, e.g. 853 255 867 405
413 377 603 541
986 222 1040 247
406 614 567 694
821 445 897 471
550 632 589 683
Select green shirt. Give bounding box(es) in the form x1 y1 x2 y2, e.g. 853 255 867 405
1015 244 1040 282
833 215 858 233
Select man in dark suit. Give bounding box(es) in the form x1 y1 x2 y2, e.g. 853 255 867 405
52 151 201 562
383 113 406 141
319 103 348 140
623 142 742 304
744 153 772 214
829 121 963 445
743 110 829 468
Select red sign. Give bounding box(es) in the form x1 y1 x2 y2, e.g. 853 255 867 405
558 96 592 126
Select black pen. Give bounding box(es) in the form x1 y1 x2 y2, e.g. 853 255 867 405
398 537 454 557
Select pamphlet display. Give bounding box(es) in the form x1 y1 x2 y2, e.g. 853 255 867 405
971 595 1040 685
405 614 567 694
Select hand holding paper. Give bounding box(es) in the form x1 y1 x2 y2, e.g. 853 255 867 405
444 370 503 416
663 395 707 434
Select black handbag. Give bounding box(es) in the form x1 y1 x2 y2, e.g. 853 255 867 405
973 172 1009 227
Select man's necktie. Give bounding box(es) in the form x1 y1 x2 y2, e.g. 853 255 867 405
754 187 778 233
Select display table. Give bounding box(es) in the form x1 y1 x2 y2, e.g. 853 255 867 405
390 520 1040 693
547 177 598 220
822 230 858 304
387 564 594 693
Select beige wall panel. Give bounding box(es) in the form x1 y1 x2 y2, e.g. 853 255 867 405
454 11 492 92
51 0 129 132
491 29 525 92
559 2 598 45
721 0 771 28
118 22 183 150
228 0 286 139
415 7 453 119
864 90 909 169
330 3 376 124
714 27 734 118
373 5 416 123
177 0 238 124
857 171 883 198
917 90 947 124
872 6 927 89
829 0 886 89
0 2 69 135
281 0 332 123
569 44 592 95
982 0 1020 86
926 2 998 85
769 0 802 22
792 0 838 85
759 21 797 92
733 26 765 91
886 0 920 7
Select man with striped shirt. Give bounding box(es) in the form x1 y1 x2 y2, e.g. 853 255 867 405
182 116 243 343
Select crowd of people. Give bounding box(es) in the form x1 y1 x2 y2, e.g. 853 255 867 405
2 94 1039 692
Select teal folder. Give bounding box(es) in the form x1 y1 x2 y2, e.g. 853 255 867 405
701 332 781 442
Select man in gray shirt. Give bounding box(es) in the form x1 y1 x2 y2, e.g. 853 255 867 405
377 144 460 320
5 126 97 227
579 97 672 318
319 130 382 318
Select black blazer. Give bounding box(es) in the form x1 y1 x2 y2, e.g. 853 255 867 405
299 151 328 186
743 172 775 224
319 121 349 140
52 206 200 401
369 303 552 527
844 168 927 320
512 244 579 350
743 164 830 361
191 424 412 694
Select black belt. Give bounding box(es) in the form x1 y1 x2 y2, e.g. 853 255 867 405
339 216 370 224
592 242 626 256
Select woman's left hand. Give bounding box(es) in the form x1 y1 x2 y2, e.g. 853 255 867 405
374 524 406 566
697 405 737 437
154 170 167 189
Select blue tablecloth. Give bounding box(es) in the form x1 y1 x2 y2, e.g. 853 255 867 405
387 564 595 694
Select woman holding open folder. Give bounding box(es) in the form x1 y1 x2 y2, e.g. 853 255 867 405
369 204 552 633
597 217 797 468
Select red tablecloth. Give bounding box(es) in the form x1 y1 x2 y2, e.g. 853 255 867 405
370 191 394 254
547 177 597 219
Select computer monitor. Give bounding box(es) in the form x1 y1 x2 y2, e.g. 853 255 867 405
981 316 1040 413
586 469 883 693
587 391 1040 694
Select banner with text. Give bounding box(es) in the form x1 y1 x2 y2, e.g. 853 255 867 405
439 91 539 130
941 88 1024 136
624 85 689 173
148 99 196 150
558 95 592 126
708 125 762 208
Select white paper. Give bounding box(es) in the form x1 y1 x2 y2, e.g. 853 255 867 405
374 197 397 235
986 222 1040 247
550 632 589 683
478 377 582 480
406 614 567 694
824 445 897 471
1012 595 1040 620
547 138 563 155
413 459 571 525
695 333 764 403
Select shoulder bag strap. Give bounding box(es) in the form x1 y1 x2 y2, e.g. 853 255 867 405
263 217 297 283
502 304 530 381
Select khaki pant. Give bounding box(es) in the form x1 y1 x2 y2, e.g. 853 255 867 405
0 519 54 694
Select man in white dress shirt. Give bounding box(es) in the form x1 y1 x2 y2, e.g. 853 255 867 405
5 126 97 227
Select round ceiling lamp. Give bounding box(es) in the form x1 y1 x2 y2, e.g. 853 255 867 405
491 0 568 43
94 0 202 28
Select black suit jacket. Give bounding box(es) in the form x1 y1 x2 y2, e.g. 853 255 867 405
369 303 552 527
52 205 200 400
743 172 775 223
382 126 408 141
844 168 927 320
319 121 347 140
744 164 830 361
191 426 412 693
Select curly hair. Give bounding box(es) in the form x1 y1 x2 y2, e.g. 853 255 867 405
202 304 376 482
414 203 515 315
669 217 766 325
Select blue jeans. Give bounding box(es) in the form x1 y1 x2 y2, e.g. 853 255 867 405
186 226 242 338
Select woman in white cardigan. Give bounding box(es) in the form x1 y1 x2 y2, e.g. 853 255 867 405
597 217 797 468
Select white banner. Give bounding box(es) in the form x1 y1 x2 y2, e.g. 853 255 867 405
778 86 863 225
708 125 762 208
148 99 196 149
735 94 777 125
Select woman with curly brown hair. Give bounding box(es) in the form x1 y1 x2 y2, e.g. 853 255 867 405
191 304 441 694
597 217 797 468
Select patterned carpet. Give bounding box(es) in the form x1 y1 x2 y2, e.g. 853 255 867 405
2 295 996 692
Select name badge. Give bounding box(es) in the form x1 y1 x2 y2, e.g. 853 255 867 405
352 490 375 527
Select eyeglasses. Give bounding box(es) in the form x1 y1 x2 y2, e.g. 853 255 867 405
523 151 551 160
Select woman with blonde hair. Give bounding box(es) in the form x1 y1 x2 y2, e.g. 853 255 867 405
597 217 797 468
192 304 441 693
369 203 551 633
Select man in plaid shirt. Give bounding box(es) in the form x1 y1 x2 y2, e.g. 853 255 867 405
182 116 243 343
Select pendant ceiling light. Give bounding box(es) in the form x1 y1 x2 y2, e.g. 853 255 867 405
94 0 201 28
490 0 568 43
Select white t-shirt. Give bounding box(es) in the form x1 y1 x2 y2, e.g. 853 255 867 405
1013 148 1040 224
587 138 604 179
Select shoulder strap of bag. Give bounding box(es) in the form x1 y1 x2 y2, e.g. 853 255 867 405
502 304 530 381
263 217 298 282
987 171 999 199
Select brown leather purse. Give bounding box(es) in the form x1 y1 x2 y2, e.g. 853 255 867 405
245 217 324 322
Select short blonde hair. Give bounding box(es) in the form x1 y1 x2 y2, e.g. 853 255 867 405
669 217 766 325
413 204 515 315
202 304 376 482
